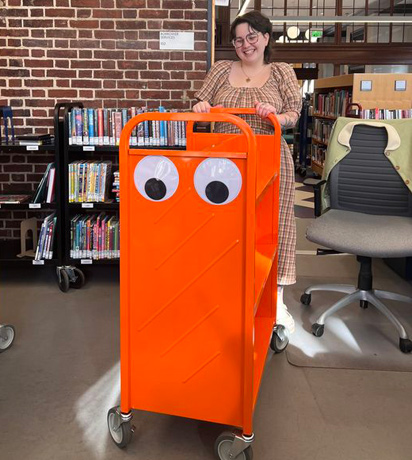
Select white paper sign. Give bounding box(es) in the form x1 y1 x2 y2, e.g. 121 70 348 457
215 0 229 5
160 32 194 50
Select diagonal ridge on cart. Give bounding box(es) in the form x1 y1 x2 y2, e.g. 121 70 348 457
160 304 220 357
154 187 192 224
155 213 216 270
182 351 221 384
137 239 240 331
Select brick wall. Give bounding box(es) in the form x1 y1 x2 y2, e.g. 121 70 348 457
0 0 209 240
0 0 209 134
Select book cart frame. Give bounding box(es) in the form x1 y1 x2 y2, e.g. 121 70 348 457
107 108 286 460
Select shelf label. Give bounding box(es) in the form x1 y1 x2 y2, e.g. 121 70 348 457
32 260 45 265
81 259 93 264
83 146 95 151
82 203 94 208
159 32 194 50
26 145 39 151
29 203 41 209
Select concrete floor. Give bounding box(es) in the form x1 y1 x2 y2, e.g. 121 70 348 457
1 261 412 460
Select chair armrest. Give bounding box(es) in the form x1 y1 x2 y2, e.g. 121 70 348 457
302 178 326 217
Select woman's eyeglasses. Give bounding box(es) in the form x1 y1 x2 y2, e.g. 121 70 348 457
232 32 260 49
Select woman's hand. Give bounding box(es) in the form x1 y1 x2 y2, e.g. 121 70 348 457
193 101 223 113
254 101 277 120
193 101 212 113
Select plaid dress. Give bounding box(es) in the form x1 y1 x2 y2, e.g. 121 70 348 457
195 60 302 285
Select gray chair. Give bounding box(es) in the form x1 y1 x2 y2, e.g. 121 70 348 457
301 124 412 353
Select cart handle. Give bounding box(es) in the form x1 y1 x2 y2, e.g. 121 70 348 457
209 107 281 132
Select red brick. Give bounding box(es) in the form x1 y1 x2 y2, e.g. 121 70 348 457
25 79 52 87
70 40 101 49
71 60 102 69
46 30 76 39
23 39 53 48
148 61 162 69
79 30 93 39
79 50 93 59
162 80 191 89
70 20 100 28
78 70 93 78
72 79 102 88
116 0 145 7
101 21 115 29
170 11 184 19
47 50 77 58
117 60 146 70
23 20 54 28
140 70 170 80
48 89 78 98
163 21 193 30
116 21 147 30
71 0 100 6
31 50 46 58
103 80 116 89
139 10 168 18
95 90 125 98
94 70 124 79
93 10 122 18
163 0 193 9
24 59 54 68
141 90 170 99
164 61 193 70
123 10 138 19
45 9 75 17
79 90 94 98
77 9 93 18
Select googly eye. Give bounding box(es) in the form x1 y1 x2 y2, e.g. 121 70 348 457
134 156 179 201
194 158 242 205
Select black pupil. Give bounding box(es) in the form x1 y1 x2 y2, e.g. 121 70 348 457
205 181 229 204
145 178 167 200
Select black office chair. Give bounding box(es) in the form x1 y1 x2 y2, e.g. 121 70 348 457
301 123 412 353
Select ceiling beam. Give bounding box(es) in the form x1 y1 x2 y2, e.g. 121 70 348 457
215 44 412 65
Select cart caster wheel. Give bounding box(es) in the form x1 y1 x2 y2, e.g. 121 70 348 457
312 323 324 337
300 293 311 305
58 270 70 293
0 325 15 352
270 325 289 353
215 432 253 460
399 338 412 353
360 300 369 309
107 407 132 448
71 268 85 289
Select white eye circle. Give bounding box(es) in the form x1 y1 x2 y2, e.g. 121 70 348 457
134 156 179 201
194 158 242 205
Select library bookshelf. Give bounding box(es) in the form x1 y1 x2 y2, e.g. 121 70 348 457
0 106 64 282
311 73 412 176
107 108 287 459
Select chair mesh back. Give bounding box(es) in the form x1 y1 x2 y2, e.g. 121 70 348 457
330 124 412 216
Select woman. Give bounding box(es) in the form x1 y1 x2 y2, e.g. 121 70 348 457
193 10 301 334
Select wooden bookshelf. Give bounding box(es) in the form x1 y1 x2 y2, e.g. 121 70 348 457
311 73 412 176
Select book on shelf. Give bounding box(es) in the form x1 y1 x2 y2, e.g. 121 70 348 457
32 163 56 204
68 106 187 147
0 194 31 204
16 134 54 145
35 212 56 260
70 212 120 260
69 160 112 203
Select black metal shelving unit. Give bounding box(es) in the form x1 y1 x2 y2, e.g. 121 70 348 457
0 109 62 277
58 102 119 292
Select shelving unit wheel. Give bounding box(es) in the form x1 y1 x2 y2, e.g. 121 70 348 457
69 267 85 289
399 338 412 354
107 407 133 448
57 268 70 293
269 325 289 353
0 325 15 352
360 300 369 309
300 292 311 305
312 323 325 337
214 432 254 460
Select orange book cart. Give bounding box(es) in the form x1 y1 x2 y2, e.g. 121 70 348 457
107 108 286 460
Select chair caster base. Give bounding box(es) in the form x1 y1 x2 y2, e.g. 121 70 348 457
399 338 412 353
301 293 311 305
312 323 324 337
